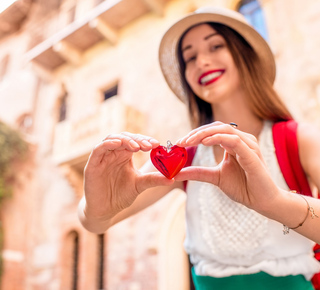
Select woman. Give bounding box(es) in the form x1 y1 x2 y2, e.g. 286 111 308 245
78 6 320 289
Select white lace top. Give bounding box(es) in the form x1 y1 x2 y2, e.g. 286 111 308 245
184 121 320 279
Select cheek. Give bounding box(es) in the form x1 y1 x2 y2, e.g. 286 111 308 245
184 68 203 97
230 66 241 87
184 68 197 89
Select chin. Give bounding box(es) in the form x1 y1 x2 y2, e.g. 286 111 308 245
200 91 225 104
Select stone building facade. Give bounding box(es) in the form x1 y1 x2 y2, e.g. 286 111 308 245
0 0 319 289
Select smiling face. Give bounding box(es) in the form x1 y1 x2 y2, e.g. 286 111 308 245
181 23 242 105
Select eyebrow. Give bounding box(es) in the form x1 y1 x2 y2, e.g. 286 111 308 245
181 32 219 53
205 32 219 40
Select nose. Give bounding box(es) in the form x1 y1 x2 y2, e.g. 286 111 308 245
196 52 211 68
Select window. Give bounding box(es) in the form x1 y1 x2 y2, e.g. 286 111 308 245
0 55 10 81
38 0 62 10
59 0 77 25
103 84 118 101
61 231 80 290
54 0 63 9
66 5 76 23
94 0 105 6
58 92 68 122
17 113 33 134
71 232 79 290
97 234 105 289
237 0 268 40
28 33 45 50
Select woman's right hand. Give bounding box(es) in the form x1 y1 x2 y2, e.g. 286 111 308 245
82 132 174 224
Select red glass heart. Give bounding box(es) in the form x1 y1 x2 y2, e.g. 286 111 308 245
150 143 188 179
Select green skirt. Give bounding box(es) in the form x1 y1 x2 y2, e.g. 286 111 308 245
191 268 314 290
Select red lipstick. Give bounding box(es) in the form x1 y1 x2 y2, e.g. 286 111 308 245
198 70 224 86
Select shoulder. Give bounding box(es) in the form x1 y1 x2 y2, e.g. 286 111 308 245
297 122 320 150
297 122 320 185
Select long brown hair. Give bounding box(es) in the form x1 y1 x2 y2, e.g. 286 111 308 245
177 23 293 128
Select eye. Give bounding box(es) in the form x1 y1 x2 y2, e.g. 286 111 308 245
210 44 224 52
183 51 197 64
185 55 196 63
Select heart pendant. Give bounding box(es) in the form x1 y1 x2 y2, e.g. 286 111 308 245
150 140 188 179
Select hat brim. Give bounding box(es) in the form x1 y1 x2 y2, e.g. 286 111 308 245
159 9 276 103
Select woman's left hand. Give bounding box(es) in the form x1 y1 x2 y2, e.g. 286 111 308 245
175 121 279 212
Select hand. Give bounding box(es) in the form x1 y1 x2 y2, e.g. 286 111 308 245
83 133 174 221
175 122 279 211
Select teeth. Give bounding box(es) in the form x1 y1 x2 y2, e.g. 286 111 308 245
200 71 222 84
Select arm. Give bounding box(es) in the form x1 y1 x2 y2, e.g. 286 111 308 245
259 122 320 242
78 133 180 234
175 122 320 244
298 123 320 195
258 188 320 242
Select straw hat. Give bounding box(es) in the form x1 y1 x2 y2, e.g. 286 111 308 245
159 6 276 103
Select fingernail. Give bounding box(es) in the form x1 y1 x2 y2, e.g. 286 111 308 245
142 140 151 146
185 136 195 144
177 137 187 144
129 140 140 148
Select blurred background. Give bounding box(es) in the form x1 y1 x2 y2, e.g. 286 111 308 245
0 0 319 289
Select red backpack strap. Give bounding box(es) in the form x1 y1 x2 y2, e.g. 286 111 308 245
273 120 320 289
183 146 197 191
272 120 313 197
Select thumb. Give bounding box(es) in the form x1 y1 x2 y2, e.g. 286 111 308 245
174 166 220 185
136 172 175 193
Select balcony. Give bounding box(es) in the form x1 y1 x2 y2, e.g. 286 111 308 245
52 98 145 170
0 0 33 39
25 0 171 71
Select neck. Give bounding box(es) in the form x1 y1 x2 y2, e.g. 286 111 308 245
212 95 263 138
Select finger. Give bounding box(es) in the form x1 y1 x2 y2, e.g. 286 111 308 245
87 139 124 166
208 133 264 174
202 133 262 159
89 131 159 168
176 122 230 146
102 139 138 151
174 166 220 185
176 135 264 184
100 138 123 149
88 136 140 167
136 172 175 193
184 123 256 146
179 125 260 158
176 121 223 145
121 132 160 151
102 133 158 152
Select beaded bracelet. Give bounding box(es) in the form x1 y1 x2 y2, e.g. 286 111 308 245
283 192 319 235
